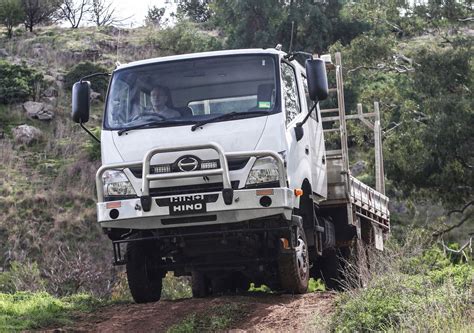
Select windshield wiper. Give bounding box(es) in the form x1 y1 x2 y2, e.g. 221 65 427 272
118 120 187 136
191 111 268 132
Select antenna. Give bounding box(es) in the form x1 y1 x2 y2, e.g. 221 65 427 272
289 21 295 54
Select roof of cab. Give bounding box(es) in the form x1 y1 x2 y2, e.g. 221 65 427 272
116 48 285 71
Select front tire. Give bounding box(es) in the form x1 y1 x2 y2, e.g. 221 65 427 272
126 241 163 303
278 225 310 293
191 271 210 298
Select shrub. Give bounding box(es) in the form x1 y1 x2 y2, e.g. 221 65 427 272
82 126 101 161
161 273 192 300
0 61 43 104
64 62 110 98
2 261 46 293
148 20 223 55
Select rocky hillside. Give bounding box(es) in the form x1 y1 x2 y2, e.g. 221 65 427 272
0 21 223 297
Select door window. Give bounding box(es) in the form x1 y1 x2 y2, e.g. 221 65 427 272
281 62 301 125
302 75 318 122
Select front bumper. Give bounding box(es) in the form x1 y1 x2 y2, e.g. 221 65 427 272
98 188 294 229
96 142 293 230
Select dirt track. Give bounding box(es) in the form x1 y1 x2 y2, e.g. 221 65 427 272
54 292 336 332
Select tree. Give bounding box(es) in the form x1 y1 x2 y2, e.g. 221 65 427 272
211 0 359 53
89 0 124 27
56 0 89 28
177 0 212 23
212 0 285 48
0 0 24 38
385 46 473 208
22 0 59 32
145 5 167 28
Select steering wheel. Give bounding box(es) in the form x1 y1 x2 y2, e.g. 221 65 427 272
130 112 166 122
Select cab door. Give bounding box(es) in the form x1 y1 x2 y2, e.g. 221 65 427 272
300 73 327 199
281 60 311 190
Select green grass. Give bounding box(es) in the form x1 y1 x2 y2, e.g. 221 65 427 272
167 303 247 333
330 244 473 332
0 292 104 332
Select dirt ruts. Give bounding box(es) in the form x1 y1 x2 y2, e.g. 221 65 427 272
50 292 336 332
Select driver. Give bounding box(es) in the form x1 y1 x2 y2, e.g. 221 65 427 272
150 86 181 119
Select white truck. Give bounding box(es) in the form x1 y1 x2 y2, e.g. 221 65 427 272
71 49 390 303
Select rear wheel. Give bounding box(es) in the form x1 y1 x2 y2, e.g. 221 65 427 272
316 248 343 290
278 225 309 293
126 241 164 303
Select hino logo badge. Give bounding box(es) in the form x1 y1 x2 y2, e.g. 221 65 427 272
177 156 199 172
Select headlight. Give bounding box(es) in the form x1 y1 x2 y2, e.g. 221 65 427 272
245 157 280 186
103 170 136 197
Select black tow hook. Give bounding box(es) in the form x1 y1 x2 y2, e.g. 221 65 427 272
222 188 233 205
140 196 152 212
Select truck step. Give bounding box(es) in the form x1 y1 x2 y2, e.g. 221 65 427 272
326 149 343 157
320 108 339 114
321 115 342 122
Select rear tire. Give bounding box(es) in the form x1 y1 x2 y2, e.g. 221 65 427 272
126 241 163 303
317 248 343 290
278 225 309 293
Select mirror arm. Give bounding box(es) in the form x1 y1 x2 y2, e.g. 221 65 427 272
296 102 317 128
80 72 110 82
80 121 100 144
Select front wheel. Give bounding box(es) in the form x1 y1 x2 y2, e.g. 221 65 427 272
191 271 210 298
278 225 309 293
126 241 164 303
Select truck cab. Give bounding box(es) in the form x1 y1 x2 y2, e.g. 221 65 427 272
72 49 389 303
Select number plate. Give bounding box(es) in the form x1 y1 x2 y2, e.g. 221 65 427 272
168 195 207 216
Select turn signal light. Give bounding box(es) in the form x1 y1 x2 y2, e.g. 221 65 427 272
256 189 274 196
294 188 303 197
280 238 290 249
106 201 121 209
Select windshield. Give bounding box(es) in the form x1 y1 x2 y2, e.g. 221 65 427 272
104 54 279 130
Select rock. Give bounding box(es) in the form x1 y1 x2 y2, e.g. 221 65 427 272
350 160 367 177
23 101 44 116
38 105 55 120
41 96 57 105
12 124 42 145
0 48 8 57
43 86 58 98
23 101 55 120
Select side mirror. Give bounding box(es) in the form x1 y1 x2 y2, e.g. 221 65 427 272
72 81 91 123
305 59 329 101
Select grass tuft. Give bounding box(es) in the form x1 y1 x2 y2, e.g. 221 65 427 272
167 303 247 333
0 291 104 332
